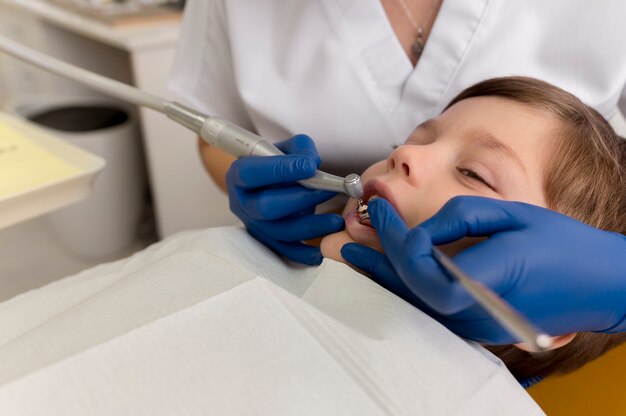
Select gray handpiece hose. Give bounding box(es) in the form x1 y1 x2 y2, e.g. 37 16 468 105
0 33 164 111
0 33 362 199
164 102 363 199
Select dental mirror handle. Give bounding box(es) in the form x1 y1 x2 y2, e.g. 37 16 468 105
431 247 554 353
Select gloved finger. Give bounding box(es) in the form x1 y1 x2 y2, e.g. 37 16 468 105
419 196 526 245
247 225 324 266
228 155 318 189
441 235 524 303
443 316 516 345
366 199 437 273
255 213 344 242
399 227 477 315
341 243 398 281
244 187 338 220
400 230 531 316
341 243 464 326
274 134 322 164
367 199 478 315
341 243 420 303
366 198 411 249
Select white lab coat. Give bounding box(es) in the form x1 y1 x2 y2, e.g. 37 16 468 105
169 0 626 175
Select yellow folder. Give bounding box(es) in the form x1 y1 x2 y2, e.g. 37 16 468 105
0 112 104 229
0 120 80 198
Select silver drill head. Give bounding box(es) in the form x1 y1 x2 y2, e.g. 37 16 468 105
343 173 364 200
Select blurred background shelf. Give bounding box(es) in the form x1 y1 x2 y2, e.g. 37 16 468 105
0 0 236 238
48 0 182 28
0 0 235 300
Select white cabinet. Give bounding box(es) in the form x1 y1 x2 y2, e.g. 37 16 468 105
0 0 239 238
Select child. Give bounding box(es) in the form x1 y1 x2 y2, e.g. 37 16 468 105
0 77 621 413
320 76 626 381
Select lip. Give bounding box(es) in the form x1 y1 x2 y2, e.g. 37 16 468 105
344 210 381 249
361 178 400 209
343 178 399 251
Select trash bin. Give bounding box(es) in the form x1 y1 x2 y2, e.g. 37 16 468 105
6 95 146 260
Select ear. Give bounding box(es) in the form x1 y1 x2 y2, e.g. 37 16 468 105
514 333 577 352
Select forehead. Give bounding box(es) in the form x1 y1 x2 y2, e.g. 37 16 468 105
438 95 560 158
440 96 561 205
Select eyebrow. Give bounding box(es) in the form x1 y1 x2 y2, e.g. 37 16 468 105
470 129 527 175
414 119 527 175
416 119 436 135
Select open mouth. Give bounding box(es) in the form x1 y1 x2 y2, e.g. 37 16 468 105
357 200 372 226
356 179 397 227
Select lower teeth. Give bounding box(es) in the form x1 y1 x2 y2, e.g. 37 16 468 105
358 215 371 225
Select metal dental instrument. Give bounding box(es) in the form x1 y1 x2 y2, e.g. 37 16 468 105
357 199 370 223
431 247 553 352
356 200 552 352
0 34 363 200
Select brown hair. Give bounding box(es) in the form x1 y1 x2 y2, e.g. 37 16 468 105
446 76 626 380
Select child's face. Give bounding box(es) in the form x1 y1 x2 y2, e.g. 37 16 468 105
321 96 559 261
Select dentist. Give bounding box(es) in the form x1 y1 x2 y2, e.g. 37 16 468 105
169 0 626 342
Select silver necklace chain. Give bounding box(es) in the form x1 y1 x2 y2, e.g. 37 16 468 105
395 0 439 59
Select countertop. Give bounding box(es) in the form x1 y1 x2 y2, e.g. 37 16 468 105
2 0 181 52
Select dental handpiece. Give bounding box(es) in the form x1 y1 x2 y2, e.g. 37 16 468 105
0 34 363 200
163 102 364 199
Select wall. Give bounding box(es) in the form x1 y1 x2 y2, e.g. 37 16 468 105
529 343 626 415
0 6 54 105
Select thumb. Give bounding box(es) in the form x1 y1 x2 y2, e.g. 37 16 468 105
420 196 525 245
341 242 399 284
367 198 410 253
341 243 441 312
275 134 321 164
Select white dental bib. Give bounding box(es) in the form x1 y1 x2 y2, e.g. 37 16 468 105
0 227 542 415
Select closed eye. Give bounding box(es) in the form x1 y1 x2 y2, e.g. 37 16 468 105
457 167 496 191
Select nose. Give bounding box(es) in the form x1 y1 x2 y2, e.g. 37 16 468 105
386 145 424 181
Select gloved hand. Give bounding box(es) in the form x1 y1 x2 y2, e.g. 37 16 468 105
226 134 344 265
341 196 626 344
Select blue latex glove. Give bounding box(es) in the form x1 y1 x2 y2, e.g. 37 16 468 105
226 134 344 265
341 196 626 344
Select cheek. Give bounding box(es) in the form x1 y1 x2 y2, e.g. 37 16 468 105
321 230 354 263
401 188 465 228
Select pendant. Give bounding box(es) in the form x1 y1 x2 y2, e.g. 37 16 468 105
411 37 425 59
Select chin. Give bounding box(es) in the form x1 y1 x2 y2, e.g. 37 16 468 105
320 229 381 276
320 230 354 263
